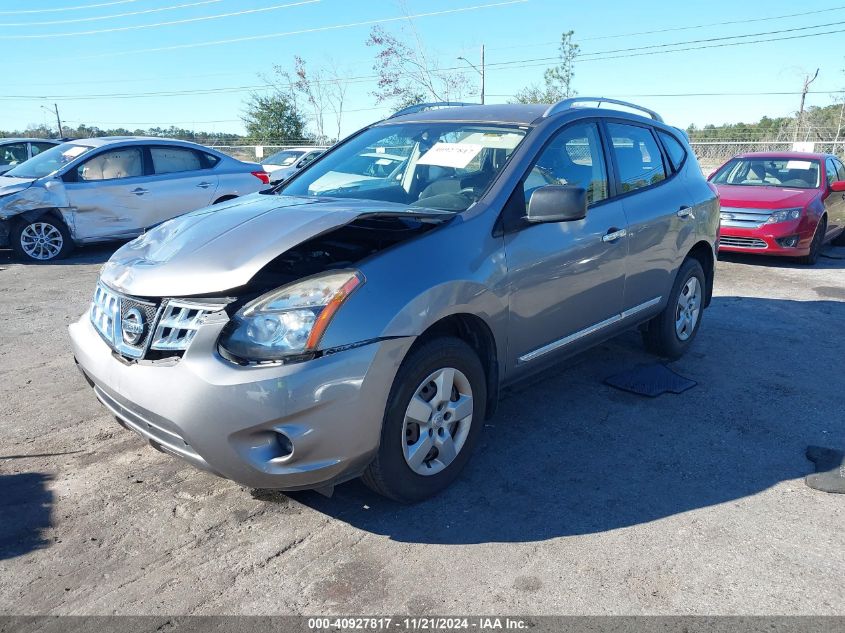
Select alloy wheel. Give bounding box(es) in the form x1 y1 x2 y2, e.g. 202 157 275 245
20 222 64 261
402 367 474 476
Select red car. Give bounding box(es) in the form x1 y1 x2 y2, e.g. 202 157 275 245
708 152 845 264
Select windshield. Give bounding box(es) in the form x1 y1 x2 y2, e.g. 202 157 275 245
280 122 528 212
4 142 94 179
265 150 305 166
711 157 820 189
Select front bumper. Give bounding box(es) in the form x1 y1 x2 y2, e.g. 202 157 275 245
719 217 815 257
717 219 814 256
69 312 412 490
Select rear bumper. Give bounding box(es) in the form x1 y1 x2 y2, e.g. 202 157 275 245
717 220 814 256
69 313 411 491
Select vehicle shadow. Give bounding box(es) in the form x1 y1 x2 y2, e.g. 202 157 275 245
0 473 53 560
284 296 844 544
718 244 845 269
0 243 117 267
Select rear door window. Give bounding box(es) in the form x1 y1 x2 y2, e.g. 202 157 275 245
151 146 204 174
607 123 667 193
31 142 57 157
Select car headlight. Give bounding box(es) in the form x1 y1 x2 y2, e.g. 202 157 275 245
218 270 364 363
766 208 803 224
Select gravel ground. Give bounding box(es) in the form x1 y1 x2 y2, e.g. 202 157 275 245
1 242 843 616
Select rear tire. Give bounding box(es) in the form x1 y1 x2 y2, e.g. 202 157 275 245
831 225 845 246
362 336 487 503
797 217 826 265
11 216 74 262
642 258 706 360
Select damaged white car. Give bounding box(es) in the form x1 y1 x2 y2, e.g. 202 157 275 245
0 137 271 262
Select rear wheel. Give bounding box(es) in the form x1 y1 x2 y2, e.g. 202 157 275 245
797 217 826 265
642 258 706 360
11 216 74 262
362 337 486 503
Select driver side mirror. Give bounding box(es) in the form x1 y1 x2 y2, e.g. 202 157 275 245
830 180 845 192
526 185 588 223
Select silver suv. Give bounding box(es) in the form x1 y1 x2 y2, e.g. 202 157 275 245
69 99 719 502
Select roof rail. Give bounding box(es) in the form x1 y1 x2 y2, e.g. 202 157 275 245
388 101 480 119
543 97 664 123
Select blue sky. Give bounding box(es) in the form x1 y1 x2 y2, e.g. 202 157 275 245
4 0 845 137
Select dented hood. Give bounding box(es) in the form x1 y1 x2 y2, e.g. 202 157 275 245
100 193 450 297
0 175 36 197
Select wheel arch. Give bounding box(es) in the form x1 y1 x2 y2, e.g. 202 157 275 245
411 313 500 420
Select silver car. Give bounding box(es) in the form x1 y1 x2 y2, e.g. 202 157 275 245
0 138 61 176
69 99 719 502
262 147 325 183
0 137 270 261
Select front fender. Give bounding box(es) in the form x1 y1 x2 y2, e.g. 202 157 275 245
317 209 509 371
0 180 68 220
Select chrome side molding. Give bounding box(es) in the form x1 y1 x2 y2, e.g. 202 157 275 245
518 296 662 364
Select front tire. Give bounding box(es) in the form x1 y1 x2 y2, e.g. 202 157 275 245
11 216 74 262
797 217 826 265
362 337 487 503
642 258 706 360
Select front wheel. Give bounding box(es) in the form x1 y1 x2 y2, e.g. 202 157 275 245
362 337 487 503
11 216 74 262
642 258 706 360
797 218 826 265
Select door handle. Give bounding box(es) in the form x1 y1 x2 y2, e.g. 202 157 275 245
196 182 212 189
677 206 693 218
602 228 627 243
131 188 149 196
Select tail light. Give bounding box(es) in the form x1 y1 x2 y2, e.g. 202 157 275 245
251 170 270 185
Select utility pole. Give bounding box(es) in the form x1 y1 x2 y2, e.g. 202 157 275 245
458 45 486 105
53 103 63 138
479 44 485 105
794 68 819 143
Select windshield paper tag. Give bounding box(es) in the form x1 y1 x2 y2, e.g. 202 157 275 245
786 160 813 170
418 142 483 169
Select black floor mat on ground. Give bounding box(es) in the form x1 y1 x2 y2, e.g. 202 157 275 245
604 363 697 398
805 446 845 494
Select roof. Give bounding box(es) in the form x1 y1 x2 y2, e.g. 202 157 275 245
0 138 61 144
66 136 206 148
383 104 548 125
735 151 833 160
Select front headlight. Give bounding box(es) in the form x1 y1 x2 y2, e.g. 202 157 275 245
218 270 364 363
766 208 803 224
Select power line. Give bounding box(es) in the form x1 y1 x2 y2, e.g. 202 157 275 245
50 0 527 59
0 0 320 39
488 3 845 50
0 0 223 28
6 11 845 102
0 0 140 15
577 18 845 58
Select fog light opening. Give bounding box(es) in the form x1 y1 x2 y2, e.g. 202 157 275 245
776 235 800 248
273 431 294 460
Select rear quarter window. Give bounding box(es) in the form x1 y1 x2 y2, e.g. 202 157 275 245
657 131 687 172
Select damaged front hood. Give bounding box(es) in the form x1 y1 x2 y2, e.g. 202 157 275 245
100 194 450 297
0 176 36 197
